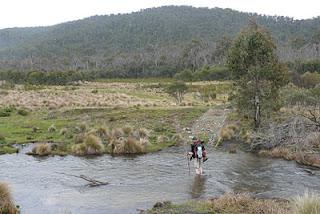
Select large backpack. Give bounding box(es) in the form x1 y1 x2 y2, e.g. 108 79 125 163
196 144 203 159
193 141 203 159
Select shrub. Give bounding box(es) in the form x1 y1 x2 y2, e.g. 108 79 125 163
0 111 10 117
300 72 320 88
48 124 56 133
91 89 98 94
32 143 52 156
0 183 18 214
292 192 320 214
17 109 29 116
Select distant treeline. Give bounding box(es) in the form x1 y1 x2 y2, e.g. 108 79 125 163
0 70 95 85
0 60 319 86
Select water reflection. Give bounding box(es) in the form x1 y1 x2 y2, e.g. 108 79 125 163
189 175 206 198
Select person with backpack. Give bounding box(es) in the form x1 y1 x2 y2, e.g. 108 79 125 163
188 137 207 175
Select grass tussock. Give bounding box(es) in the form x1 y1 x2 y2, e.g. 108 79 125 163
219 124 238 141
157 135 170 144
149 193 290 214
31 143 52 156
259 148 320 168
292 192 320 214
209 193 289 214
72 134 105 156
0 183 18 214
107 127 150 155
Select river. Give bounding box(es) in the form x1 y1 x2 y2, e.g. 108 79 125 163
1 145 320 214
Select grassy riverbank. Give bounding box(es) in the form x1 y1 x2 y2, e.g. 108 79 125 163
0 80 231 156
146 193 320 214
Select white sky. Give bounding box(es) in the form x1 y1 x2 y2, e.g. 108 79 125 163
0 0 319 29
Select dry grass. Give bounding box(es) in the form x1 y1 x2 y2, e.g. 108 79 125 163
72 134 105 156
107 127 150 155
112 137 145 154
259 148 320 168
219 124 238 141
31 143 52 156
157 135 170 144
210 193 289 214
0 81 229 110
0 183 18 214
292 192 320 214
171 133 184 145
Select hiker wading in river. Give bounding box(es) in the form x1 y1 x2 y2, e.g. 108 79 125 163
188 137 208 175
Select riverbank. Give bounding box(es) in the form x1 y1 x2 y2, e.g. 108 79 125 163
145 192 320 214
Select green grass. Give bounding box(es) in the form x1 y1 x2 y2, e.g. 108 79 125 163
0 107 207 155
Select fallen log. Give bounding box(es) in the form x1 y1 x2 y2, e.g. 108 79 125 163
57 172 109 187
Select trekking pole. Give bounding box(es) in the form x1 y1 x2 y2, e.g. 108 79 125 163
187 153 191 175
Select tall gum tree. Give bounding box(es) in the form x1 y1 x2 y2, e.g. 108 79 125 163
228 22 289 128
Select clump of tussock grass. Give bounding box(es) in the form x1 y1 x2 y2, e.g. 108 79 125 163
74 133 85 144
79 123 87 133
59 128 68 136
0 183 18 214
219 124 238 141
48 124 56 133
210 193 289 214
107 127 149 155
72 134 105 156
122 125 133 136
31 143 52 156
157 135 170 144
95 126 109 138
112 137 145 154
171 133 184 145
292 192 320 214
136 128 150 139
112 128 124 139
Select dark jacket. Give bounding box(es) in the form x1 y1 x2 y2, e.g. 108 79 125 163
190 140 206 159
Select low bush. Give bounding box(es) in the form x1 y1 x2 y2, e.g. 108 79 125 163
0 110 10 117
17 109 29 116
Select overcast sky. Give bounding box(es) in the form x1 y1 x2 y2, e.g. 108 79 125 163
0 0 319 29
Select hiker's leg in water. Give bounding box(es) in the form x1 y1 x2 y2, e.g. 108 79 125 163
199 159 203 175
194 158 201 175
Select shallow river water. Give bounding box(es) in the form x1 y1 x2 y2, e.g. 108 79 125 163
1 145 320 214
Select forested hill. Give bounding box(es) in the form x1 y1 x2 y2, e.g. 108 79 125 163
0 6 319 77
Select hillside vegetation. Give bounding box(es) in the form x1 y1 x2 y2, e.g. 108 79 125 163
0 6 319 77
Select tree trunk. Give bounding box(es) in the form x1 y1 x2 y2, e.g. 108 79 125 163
254 94 261 128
